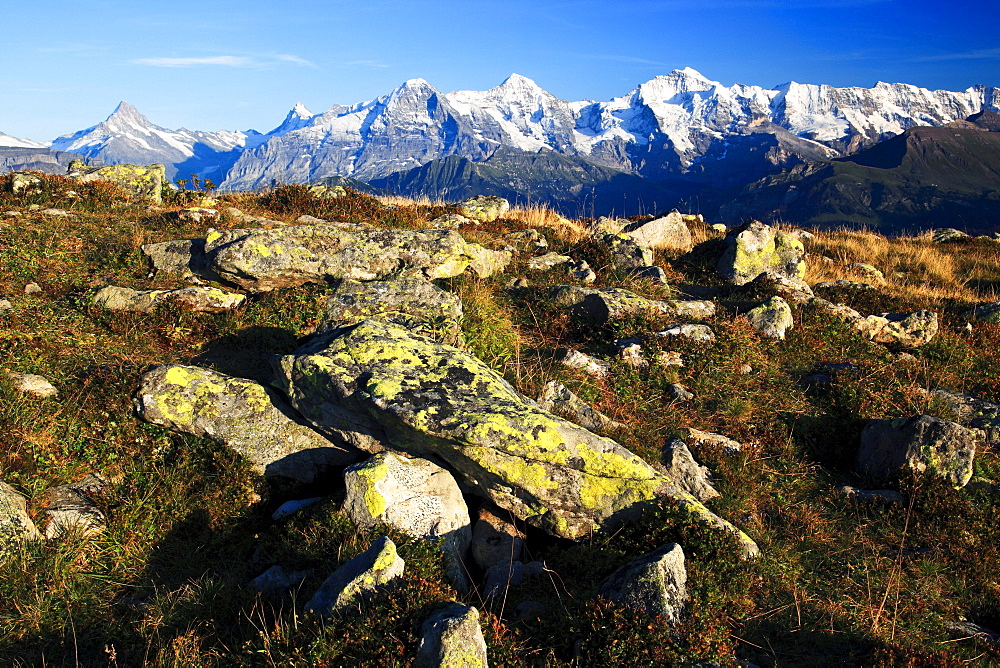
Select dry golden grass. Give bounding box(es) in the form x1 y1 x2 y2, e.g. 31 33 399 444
805 228 998 304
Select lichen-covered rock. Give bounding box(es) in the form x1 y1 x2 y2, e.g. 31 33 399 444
9 172 42 195
964 301 1000 323
857 415 978 487
598 543 688 622
813 280 877 292
662 440 719 502
746 296 794 340
537 380 624 432
67 160 165 203
747 271 814 305
717 220 806 285
527 252 572 271
429 213 473 229
0 481 41 554
458 195 510 223
305 536 405 616
93 285 245 313
503 229 547 252
7 372 58 398
859 310 938 347
276 319 758 555
550 286 714 324
203 224 507 292
596 233 654 270
135 365 363 482
316 278 463 346
567 259 597 283
471 506 525 571
43 473 108 539
622 211 693 252
845 263 886 284
932 228 970 243
308 184 347 200
343 452 471 588
415 603 489 668
926 389 1000 451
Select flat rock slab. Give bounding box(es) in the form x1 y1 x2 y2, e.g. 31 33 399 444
276 319 758 556
316 278 463 346
7 372 58 398
203 224 509 291
94 285 245 313
136 365 363 483
551 285 714 324
415 603 489 668
44 473 108 539
305 536 405 617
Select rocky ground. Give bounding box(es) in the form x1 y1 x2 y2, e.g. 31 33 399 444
0 174 998 666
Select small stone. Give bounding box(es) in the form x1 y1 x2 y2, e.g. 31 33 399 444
0 481 42 554
271 497 323 520
0 299 11 311
43 473 108 539
567 259 597 283
738 364 754 375
458 195 510 223
836 485 905 504
666 383 694 401
7 372 58 398
415 603 489 668
556 348 611 377
619 343 648 367
40 208 73 218
658 324 715 342
305 536 405 616
656 351 685 367
24 283 41 295
527 252 572 271
630 266 669 285
537 380 624 432
688 428 743 455
250 565 311 595
503 229 548 251
746 296 794 340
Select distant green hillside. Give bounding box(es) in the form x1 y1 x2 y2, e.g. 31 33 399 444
368 147 692 217
710 111 1000 233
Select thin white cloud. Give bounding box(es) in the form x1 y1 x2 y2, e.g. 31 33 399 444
910 48 1000 62
342 60 391 68
133 54 316 69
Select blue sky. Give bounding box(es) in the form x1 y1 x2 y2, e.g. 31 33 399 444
3 0 997 141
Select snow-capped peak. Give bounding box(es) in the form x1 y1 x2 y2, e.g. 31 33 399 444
0 131 46 149
268 102 317 136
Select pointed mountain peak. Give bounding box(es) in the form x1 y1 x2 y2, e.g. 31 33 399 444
500 73 541 89
292 101 314 118
109 101 144 120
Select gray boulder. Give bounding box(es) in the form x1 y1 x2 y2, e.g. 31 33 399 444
932 228 970 243
305 536 405 617
688 428 743 455
203 224 509 292
316 278 463 346
555 348 611 377
67 161 165 202
662 440 719 502
43 473 108 539
0 481 41 554
251 565 311 596
860 310 938 348
623 211 693 252
503 229 547 252
483 560 545 601
746 296 794 340
526 252 572 272
537 380 624 432
141 239 210 281
658 324 715 342
717 220 806 285
275 319 758 556
596 233 653 270
857 415 978 487
343 452 471 588
93 285 245 313
458 195 510 223
136 365 363 482
598 543 688 622
415 603 489 668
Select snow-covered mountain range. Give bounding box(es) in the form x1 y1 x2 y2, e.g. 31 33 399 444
4 69 998 201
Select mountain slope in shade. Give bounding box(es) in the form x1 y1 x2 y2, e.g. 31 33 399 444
50 102 263 181
710 110 1000 233
0 147 86 174
368 146 693 218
